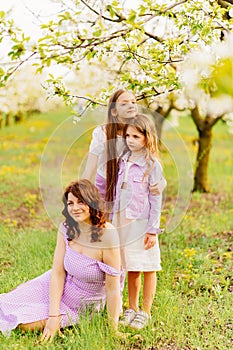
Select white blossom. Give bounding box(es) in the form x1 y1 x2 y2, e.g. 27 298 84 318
178 35 233 119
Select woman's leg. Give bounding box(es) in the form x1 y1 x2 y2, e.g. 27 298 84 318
18 319 47 332
128 271 141 311
142 271 157 315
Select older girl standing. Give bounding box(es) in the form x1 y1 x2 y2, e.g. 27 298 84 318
82 89 138 206
82 89 166 213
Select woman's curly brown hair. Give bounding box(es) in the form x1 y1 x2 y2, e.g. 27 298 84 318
62 179 106 242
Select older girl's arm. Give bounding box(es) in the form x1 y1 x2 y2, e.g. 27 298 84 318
81 153 98 180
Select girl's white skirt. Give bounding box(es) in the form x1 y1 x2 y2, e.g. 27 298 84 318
113 188 162 272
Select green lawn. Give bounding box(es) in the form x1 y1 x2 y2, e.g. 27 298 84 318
0 109 232 349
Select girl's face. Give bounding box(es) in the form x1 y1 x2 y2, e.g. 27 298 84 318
67 192 91 224
126 125 146 153
113 92 138 122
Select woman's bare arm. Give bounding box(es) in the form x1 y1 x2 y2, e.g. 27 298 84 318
102 224 121 329
41 227 66 342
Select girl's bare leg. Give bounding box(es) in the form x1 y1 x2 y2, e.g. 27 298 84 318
128 271 141 311
142 271 157 315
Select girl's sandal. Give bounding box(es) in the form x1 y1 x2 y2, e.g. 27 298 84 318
119 309 136 326
130 310 150 330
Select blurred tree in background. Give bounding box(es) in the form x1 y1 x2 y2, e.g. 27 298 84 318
0 0 233 191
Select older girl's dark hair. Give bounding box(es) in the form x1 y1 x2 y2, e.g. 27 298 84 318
105 88 132 206
62 179 106 242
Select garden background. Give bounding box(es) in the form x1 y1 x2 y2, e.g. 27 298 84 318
0 107 232 350
0 0 233 349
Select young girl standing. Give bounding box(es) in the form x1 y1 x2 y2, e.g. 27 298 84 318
112 113 164 330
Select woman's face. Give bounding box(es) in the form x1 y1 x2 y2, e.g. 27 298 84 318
113 92 138 122
126 125 146 153
67 192 91 224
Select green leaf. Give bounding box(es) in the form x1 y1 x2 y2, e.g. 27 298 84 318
86 50 96 61
106 5 115 18
127 11 136 24
93 29 102 37
0 67 5 76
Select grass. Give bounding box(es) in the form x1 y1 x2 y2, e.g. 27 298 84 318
0 109 232 349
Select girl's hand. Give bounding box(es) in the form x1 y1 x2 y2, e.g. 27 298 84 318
144 233 156 250
150 177 167 195
150 183 160 195
41 316 61 343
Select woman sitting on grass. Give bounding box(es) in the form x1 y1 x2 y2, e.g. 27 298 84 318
0 179 121 342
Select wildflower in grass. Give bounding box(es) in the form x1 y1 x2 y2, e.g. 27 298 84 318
0 141 21 150
25 153 40 165
0 165 30 176
184 248 196 258
23 193 37 209
27 120 52 129
3 218 18 228
223 252 232 260
29 208 36 217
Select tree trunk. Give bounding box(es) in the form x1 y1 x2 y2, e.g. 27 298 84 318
142 98 175 146
193 128 212 192
151 109 165 142
191 106 222 192
14 111 24 123
5 113 10 126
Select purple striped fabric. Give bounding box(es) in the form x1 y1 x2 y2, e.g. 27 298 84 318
0 224 121 336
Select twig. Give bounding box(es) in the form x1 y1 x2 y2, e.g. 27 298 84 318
80 0 125 22
7 51 37 78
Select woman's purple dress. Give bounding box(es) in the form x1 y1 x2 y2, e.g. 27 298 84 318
0 224 121 336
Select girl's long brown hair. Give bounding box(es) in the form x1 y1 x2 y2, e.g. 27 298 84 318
62 179 106 242
105 89 127 205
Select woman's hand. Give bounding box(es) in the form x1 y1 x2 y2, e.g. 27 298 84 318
144 233 156 250
41 316 61 343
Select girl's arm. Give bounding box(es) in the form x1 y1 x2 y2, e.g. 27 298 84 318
41 226 66 342
150 159 167 195
82 152 98 180
81 126 105 180
150 175 167 195
147 162 164 234
147 191 162 233
144 191 163 249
